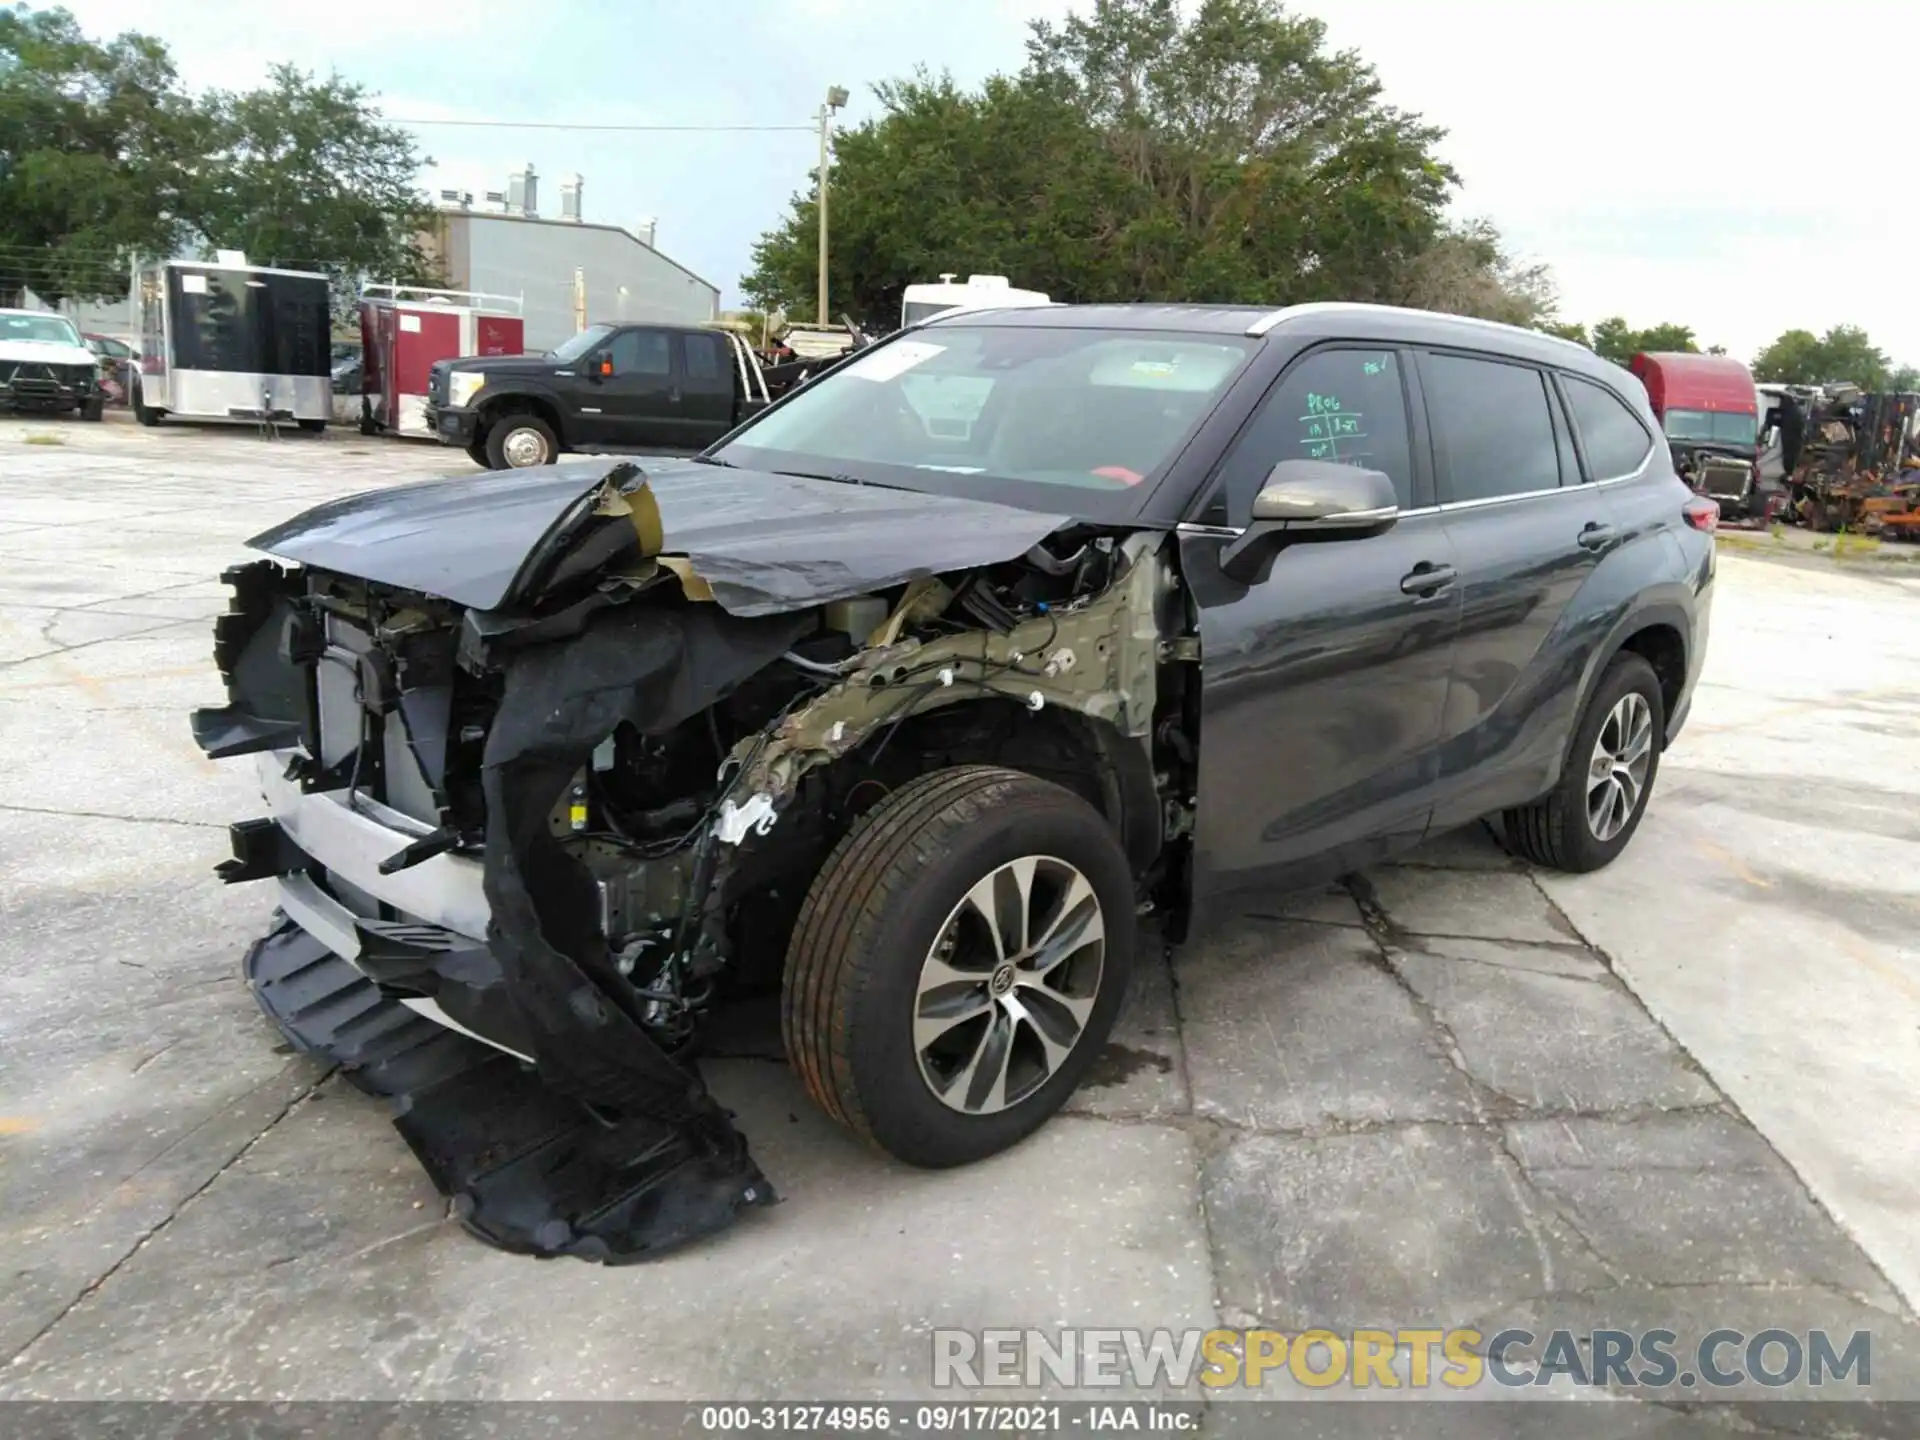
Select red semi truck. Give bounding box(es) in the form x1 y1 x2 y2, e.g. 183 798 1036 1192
1629 351 1773 522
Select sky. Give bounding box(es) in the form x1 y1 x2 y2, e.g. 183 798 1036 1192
55 0 1920 368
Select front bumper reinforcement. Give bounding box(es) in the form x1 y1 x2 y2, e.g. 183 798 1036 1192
224 749 776 1263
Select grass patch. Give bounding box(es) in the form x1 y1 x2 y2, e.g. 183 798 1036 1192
20 431 65 445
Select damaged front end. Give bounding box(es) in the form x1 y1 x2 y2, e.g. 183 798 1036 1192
192 460 1184 1261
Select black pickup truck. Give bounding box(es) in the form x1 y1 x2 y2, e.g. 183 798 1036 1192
424 321 772 469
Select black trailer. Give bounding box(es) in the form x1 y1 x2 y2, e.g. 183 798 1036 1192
130 257 333 429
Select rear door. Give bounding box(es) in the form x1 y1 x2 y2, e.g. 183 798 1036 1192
676 330 737 445
1182 343 1462 900
595 327 679 447
1416 349 1626 827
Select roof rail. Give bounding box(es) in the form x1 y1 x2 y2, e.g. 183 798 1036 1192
1245 301 1594 352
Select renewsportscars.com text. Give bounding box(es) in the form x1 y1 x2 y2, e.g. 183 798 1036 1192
932 1327 1873 1391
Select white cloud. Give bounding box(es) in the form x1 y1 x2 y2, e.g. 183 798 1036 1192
51 0 1920 355
1316 0 1920 363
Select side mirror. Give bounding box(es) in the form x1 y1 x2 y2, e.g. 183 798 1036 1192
1220 459 1399 583
596 355 614 378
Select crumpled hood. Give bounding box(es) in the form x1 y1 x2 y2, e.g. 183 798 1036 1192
0 339 96 368
246 458 1075 615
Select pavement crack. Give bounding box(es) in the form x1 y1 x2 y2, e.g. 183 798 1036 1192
1165 933 1229 1330
2 1068 332 1375
1341 871 1614 1296
129 1040 181 1076
0 615 205 671
0 802 223 831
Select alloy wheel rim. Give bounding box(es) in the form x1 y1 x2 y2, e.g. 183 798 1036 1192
1585 691 1653 842
912 855 1106 1115
502 427 547 466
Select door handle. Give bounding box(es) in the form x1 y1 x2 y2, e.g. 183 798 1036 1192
1399 562 1456 597
1577 522 1617 551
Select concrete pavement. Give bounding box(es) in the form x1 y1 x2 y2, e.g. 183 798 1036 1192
2 417 1916 1425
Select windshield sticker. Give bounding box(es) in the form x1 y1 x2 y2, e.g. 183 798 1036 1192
844 340 946 383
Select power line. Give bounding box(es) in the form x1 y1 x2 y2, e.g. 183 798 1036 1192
384 117 815 133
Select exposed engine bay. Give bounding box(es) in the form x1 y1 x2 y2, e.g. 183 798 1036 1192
191 460 1194 1262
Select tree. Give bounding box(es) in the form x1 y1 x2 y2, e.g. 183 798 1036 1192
195 65 440 311
1393 216 1558 329
1889 364 1920 393
1587 317 1699 368
1752 325 1891 389
1536 319 1590 348
0 5 209 304
744 0 1544 328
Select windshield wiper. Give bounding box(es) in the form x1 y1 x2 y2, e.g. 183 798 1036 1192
690 454 737 467
774 469 904 490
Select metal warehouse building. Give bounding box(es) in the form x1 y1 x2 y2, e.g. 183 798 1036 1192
421 171 719 351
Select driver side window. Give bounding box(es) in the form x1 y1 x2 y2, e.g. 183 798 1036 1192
1204 348 1416 524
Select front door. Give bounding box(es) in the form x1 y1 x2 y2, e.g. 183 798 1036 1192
1413 349 1620 828
1183 344 1462 901
592 327 679 448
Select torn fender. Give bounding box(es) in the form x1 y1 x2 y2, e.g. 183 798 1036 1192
246 458 1074 616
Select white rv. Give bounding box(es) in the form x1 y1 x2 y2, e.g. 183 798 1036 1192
899 274 1050 329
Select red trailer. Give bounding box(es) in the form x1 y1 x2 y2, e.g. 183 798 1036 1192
358 285 524 439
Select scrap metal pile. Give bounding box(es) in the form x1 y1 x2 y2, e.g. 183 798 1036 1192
1784 387 1920 536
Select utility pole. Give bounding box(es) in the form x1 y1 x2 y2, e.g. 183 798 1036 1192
817 85 848 327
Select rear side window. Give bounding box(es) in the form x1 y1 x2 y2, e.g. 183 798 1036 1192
1422 352 1562 502
682 332 727 382
1562 375 1655 480
1207 347 1416 520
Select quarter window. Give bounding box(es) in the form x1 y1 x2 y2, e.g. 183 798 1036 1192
1208 347 1416 520
1422 352 1563 502
1563 375 1655 479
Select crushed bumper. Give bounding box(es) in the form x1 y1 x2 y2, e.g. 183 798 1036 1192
223 749 776 1262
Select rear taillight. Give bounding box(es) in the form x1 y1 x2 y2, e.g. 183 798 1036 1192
1683 495 1720 533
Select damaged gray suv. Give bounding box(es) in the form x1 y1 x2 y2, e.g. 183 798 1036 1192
192 302 1716 1262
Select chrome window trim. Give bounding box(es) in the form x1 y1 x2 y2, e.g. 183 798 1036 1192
1176 455 1654 535
1176 504 1442 540
1434 449 1654 512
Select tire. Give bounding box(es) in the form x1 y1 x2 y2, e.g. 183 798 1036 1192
131 380 162 427
297 418 326 434
1502 652 1665 873
484 413 557 469
79 397 103 422
464 440 491 468
783 765 1135 1168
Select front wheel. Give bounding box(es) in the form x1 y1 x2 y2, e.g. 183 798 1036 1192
1502 652 1665 872
79 397 103 422
483 414 557 469
131 380 162 427
297 418 326 434
783 766 1134 1168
